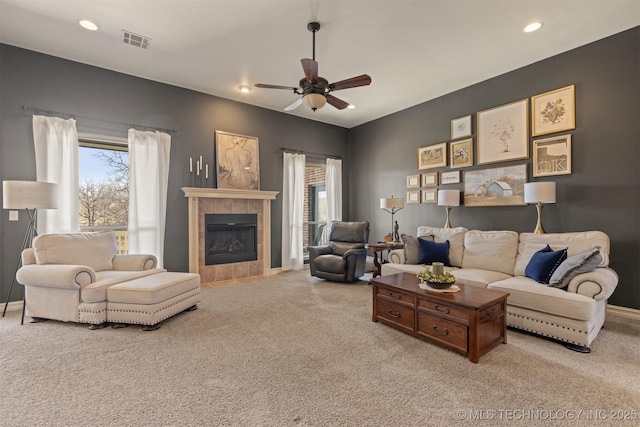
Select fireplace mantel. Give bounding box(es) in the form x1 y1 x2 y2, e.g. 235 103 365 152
182 187 279 283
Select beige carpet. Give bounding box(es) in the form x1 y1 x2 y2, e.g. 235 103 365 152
1 270 639 426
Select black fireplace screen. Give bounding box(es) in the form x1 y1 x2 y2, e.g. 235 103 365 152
205 213 257 265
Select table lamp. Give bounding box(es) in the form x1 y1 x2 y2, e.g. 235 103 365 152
524 182 556 234
380 196 404 242
437 189 460 228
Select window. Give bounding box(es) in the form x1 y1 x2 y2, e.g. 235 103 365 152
78 134 129 253
304 162 327 258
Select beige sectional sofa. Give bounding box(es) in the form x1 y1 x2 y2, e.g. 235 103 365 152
381 226 618 351
17 231 200 329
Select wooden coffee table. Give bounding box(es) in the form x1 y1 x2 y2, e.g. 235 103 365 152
371 272 509 363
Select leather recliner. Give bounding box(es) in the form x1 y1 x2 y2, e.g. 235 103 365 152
308 221 370 282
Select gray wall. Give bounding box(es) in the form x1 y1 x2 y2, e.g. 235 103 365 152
350 27 639 310
0 44 350 302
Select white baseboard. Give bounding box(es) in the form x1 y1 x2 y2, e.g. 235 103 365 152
607 304 640 321
2 300 23 313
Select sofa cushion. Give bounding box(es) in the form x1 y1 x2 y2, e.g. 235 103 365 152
514 231 609 276
452 268 511 288
418 238 451 266
525 244 567 284
549 247 603 288
416 226 467 267
488 276 598 321
401 234 432 264
461 230 519 275
33 231 118 272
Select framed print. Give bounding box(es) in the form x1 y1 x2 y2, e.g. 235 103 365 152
533 134 572 177
407 190 421 204
422 189 437 204
449 138 473 168
417 142 447 170
451 115 472 140
406 174 421 188
215 130 260 190
477 99 529 165
531 85 575 137
463 164 527 207
440 170 461 185
422 172 438 187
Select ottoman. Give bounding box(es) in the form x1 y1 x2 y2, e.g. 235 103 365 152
106 272 201 329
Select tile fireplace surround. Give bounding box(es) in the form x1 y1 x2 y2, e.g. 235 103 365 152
182 187 278 285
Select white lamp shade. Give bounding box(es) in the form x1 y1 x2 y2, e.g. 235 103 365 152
437 190 460 207
524 182 556 204
3 180 58 209
380 198 404 209
302 93 327 110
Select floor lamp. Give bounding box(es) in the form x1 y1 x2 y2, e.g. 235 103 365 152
524 182 556 234
2 180 58 324
437 189 460 228
380 196 404 242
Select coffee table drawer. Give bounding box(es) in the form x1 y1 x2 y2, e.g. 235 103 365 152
417 312 468 351
376 298 414 332
418 297 469 322
480 301 504 321
377 286 414 306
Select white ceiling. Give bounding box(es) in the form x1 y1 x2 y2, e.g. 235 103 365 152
1 0 638 129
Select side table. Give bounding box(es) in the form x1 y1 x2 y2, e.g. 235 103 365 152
366 242 403 278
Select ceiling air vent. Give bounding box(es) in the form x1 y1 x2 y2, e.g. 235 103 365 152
122 30 150 49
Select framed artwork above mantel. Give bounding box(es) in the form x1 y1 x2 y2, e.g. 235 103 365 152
215 131 260 190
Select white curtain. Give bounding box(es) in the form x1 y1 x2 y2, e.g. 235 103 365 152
282 152 305 271
326 158 342 223
128 129 171 268
33 115 79 234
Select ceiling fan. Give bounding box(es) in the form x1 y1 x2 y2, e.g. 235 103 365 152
255 22 372 112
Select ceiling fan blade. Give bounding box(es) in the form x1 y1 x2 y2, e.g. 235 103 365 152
301 58 318 83
255 83 298 91
326 94 350 110
328 74 372 91
284 97 303 111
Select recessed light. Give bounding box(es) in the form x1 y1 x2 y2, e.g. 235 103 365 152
347 104 356 109
238 86 251 93
79 19 98 31
524 22 543 33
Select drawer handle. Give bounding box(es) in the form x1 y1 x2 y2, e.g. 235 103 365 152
432 325 449 335
484 307 496 316
388 292 401 300
434 304 450 314
387 310 401 318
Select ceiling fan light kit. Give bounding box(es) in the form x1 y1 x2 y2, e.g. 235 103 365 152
255 22 371 112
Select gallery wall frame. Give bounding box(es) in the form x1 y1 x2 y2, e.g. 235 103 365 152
407 174 421 188
533 134 572 177
449 138 473 168
422 172 438 187
407 190 421 204
215 130 260 190
422 189 437 204
531 85 575 137
463 164 527 207
476 99 529 165
417 142 447 170
440 170 461 185
451 115 472 140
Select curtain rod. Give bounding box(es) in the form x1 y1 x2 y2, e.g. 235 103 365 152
280 146 342 160
22 105 178 135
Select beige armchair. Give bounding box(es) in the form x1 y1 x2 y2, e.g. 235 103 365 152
17 231 164 327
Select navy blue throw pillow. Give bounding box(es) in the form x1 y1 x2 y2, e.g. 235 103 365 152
418 238 451 266
525 244 568 284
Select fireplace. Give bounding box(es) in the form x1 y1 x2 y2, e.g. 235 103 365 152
205 213 257 265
